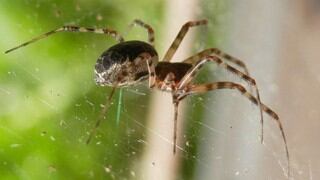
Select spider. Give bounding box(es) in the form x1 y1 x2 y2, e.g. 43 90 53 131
5 19 289 176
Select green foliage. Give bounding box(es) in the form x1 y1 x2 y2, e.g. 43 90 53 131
0 0 163 179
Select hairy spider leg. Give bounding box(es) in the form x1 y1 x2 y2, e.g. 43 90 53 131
180 81 290 177
5 26 124 54
86 86 117 144
182 48 254 104
181 54 264 143
127 19 155 46
162 19 208 62
183 48 251 77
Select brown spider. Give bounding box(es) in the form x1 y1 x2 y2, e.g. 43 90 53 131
5 19 289 175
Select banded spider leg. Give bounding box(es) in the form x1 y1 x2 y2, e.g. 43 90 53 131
162 20 250 76
127 19 155 46
174 58 290 176
162 19 289 173
162 19 264 144
5 26 124 54
183 52 264 142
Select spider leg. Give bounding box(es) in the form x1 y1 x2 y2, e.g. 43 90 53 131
178 55 264 143
146 60 156 88
138 53 157 88
183 48 250 76
5 26 124 54
172 97 180 154
86 86 117 144
128 19 155 46
182 81 289 176
162 19 208 62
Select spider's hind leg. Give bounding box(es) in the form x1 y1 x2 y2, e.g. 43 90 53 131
178 55 265 143
182 81 289 176
183 48 251 77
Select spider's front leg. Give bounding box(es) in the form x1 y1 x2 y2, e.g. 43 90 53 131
5 26 124 54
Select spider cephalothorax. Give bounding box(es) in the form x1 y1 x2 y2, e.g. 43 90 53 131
5 19 290 176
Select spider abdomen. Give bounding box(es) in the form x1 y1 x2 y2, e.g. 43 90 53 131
95 40 158 87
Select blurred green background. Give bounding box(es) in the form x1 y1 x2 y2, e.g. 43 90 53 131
0 0 226 179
